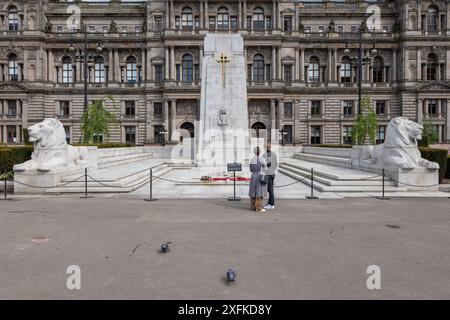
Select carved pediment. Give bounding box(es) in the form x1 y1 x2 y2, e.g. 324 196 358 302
418 83 450 92
0 83 28 92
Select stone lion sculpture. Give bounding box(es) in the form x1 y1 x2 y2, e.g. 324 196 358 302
14 118 88 171
363 117 439 170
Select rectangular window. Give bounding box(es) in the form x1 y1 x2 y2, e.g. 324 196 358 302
311 101 322 117
153 102 163 118
7 100 17 116
8 12 19 31
195 16 200 29
122 26 127 34
59 101 70 117
155 65 163 82
377 126 386 144
318 26 324 33
7 125 17 143
209 16 216 30
265 16 272 30
125 126 136 144
103 26 108 33
230 16 238 30
343 126 353 145
375 101 386 115
284 125 293 144
93 133 103 144
311 126 321 145
125 101 136 117
154 125 164 144
135 26 141 33
284 65 292 84
175 16 180 30
428 100 438 115
284 102 293 118
283 17 292 33
154 16 163 31
305 26 311 33
246 16 251 30
338 26 343 32
57 26 63 33
343 101 353 117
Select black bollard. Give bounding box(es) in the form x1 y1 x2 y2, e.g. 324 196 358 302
377 168 390 200
144 168 158 201
80 168 92 198
0 170 12 201
306 167 319 200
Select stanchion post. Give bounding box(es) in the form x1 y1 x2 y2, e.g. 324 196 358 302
306 167 319 200
80 167 92 199
144 168 158 201
377 168 390 200
0 170 12 201
227 170 241 201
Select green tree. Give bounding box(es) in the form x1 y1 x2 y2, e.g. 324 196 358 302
419 118 438 147
352 96 378 145
81 96 118 144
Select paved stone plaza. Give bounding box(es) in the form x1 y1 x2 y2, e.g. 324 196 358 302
0 196 449 299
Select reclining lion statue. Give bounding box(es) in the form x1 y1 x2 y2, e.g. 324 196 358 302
363 117 439 170
14 118 88 171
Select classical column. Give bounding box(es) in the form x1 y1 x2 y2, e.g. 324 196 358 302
294 48 299 81
170 99 177 142
108 50 113 82
417 49 422 80
165 47 170 79
146 48 152 81
392 49 397 81
142 48 146 82
270 99 276 141
170 0 175 30
272 46 276 80
205 1 209 28
272 1 277 30
23 50 28 81
299 48 304 82
277 1 281 30
447 99 450 142
446 50 450 80
170 46 175 80
278 99 284 130
114 49 120 81
200 0 204 29
2 126 7 144
199 46 203 77
327 49 332 82
242 1 246 29
238 0 242 29
277 47 282 80
163 99 169 142
437 99 442 118
21 99 28 130
48 50 54 82
165 0 170 29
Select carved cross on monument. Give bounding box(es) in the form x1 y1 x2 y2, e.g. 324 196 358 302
217 52 230 87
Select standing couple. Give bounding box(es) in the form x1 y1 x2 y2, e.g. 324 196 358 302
249 143 278 213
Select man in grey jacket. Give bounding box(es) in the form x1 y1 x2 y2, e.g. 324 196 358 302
263 142 278 210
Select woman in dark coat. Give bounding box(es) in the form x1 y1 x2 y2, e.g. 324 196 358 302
249 146 268 213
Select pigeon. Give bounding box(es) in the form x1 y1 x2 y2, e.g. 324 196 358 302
160 242 171 253
226 269 236 282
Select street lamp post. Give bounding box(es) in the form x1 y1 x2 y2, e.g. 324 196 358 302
68 23 103 111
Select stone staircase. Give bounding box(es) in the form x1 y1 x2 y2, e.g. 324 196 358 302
97 147 155 169
293 147 353 168
279 158 407 193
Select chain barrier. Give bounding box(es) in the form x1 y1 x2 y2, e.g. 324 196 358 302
87 174 151 190
13 175 85 189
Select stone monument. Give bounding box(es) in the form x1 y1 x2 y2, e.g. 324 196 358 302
352 117 440 190
197 34 249 166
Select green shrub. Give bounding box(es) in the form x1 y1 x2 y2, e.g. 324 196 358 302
446 156 450 180
419 147 448 183
22 128 32 145
0 146 33 174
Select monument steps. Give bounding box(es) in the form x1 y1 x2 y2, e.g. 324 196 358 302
98 151 154 169
293 153 352 169
279 159 407 193
48 164 172 193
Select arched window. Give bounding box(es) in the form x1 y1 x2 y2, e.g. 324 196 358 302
253 54 265 82
126 56 137 83
426 53 438 81
62 56 73 83
8 53 19 81
340 57 351 82
253 7 264 31
372 57 383 83
181 54 193 82
181 7 193 30
426 6 438 32
94 56 105 83
8 6 19 31
308 57 320 82
217 7 229 30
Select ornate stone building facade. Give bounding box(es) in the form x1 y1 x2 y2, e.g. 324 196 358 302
0 0 449 145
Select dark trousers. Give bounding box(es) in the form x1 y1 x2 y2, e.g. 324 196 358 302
267 175 275 206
